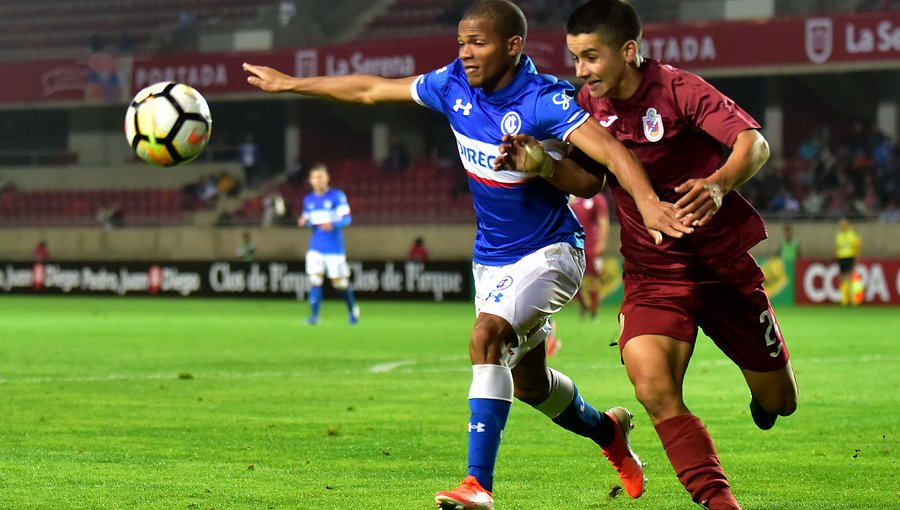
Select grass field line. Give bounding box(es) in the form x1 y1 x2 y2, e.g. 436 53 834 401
367 359 422 373
0 353 896 385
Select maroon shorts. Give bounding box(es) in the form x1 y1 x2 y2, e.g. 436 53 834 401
583 248 600 276
619 253 790 372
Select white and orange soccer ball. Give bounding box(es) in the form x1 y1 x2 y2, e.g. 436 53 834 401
124 82 212 167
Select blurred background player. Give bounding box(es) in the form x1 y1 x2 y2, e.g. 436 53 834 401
569 193 610 321
299 164 359 325
546 193 610 358
835 217 862 306
779 224 800 268
244 1 697 507
236 231 257 262
33 240 49 263
762 223 800 299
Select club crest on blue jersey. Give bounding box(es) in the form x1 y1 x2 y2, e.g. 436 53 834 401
500 112 522 135
642 107 664 142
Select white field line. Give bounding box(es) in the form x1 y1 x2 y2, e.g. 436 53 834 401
0 354 895 385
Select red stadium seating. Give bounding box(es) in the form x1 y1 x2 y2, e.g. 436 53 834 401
0 0 271 61
230 158 474 226
0 187 209 227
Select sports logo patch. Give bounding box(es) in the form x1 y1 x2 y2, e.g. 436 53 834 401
642 108 664 142
501 112 522 136
494 276 514 290
453 98 472 116
599 115 618 128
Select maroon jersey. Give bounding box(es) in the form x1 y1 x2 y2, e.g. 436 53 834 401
574 59 767 279
570 194 609 255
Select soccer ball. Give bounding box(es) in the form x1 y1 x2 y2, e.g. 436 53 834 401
124 82 212 167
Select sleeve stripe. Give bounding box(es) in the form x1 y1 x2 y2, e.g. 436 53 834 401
410 75 426 107
562 112 591 141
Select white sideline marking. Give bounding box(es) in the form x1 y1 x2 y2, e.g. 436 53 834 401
0 371 306 385
367 360 419 373
0 355 894 385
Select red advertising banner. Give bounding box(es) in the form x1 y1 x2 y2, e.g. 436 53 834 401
0 11 897 105
796 259 900 305
130 50 293 97
631 11 900 72
0 53 133 105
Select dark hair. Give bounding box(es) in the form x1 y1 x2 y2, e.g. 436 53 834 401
462 0 527 40
566 0 642 49
309 163 329 175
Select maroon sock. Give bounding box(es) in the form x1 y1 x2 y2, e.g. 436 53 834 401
654 414 741 509
588 290 599 316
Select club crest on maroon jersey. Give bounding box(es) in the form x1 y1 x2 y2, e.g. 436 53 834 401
642 107 664 142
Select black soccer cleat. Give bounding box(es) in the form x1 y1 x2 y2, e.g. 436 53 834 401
750 397 778 430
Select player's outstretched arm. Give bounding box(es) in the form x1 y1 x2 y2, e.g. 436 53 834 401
495 134 604 197
674 129 769 226
496 131 691 245
243 63 417 104
567 121 693 244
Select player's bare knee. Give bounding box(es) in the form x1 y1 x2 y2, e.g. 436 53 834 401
512 371 550 404
633 380 682 420
469 322 505 364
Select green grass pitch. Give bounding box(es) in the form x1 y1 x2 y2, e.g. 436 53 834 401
0 295 897 509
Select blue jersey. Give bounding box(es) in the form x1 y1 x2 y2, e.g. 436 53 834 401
411 56 589 265
302 188 351 254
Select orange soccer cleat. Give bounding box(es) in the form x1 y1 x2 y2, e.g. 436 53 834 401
435 475 494 510
601 407 646 498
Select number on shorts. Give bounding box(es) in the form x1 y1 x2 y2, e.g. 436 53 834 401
758 309 782 358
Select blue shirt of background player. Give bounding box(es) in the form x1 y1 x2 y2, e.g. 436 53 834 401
302 188 351 254
411 56 588 266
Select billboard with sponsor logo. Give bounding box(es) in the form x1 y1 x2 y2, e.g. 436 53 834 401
1 11 896 106
796 259 900 305
2 260 472 301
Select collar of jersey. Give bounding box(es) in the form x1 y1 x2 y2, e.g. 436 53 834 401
473 55 538 105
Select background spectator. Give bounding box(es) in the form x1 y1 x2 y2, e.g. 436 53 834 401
33 241 49 262
407 237 429 262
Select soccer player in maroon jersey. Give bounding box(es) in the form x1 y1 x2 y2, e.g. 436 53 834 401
495 1 798 508
569 194 610 321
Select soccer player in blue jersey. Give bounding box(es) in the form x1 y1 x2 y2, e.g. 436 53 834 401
299 163 359 325
244 1 693 508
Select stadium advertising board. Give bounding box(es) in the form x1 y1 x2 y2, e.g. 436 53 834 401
796 259 900 305
1 260 471 301
1 11 896 105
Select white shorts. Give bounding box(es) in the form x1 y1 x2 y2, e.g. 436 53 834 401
305 250 350 279
474 242 585 367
